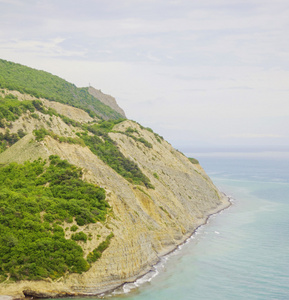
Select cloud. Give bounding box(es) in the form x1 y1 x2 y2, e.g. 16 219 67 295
0 0 23 4
221 134 284 139
0 38 87 58
1 0 289 149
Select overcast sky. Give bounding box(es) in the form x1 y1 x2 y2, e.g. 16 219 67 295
1 0 289 153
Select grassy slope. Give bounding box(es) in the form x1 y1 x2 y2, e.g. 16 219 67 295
0 59 123 120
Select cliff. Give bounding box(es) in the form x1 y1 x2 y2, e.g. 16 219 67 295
0 71 230 298
88 87 126 118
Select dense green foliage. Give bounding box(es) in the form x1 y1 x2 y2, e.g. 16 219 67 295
189 157 199 164
87 233 114 263
71 232 88 242
0 59 123 120
0 156 109 281
70 225 79 232
0 93 36 125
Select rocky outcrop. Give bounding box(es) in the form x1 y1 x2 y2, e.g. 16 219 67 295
88 87 126 118
0 94 229 298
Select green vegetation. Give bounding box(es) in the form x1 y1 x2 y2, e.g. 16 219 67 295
70 225 78 232
71 232 88 242
121 129 153 148
159 206 171 218
80 120 154 188
87 233 114 263
0 59 123 120
0 87 154 189
33 128 85 146
0 129 26 154
189 157 199 164
153 172 159 179
137 187 153 199
138 124 163 143
125 127 138 134
32 119 154 188
0 155 110 281
0 93 36 125
0 92 82 130
137 137 152 148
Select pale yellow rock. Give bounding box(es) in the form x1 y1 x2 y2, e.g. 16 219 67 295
0 93 230 298
88 87 126 118
0 88 94 124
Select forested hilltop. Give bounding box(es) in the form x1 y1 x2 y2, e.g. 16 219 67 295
0 59 123 120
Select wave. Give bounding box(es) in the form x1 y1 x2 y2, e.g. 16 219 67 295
106 194 233 297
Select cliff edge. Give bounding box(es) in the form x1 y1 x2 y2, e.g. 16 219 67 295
88 87 126 118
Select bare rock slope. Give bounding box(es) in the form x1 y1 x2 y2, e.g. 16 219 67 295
88 87 126 118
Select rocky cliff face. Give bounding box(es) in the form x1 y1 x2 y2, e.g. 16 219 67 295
88 87 126 118
0 90 229 298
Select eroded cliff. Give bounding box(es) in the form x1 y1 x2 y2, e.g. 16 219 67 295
0 90 229 298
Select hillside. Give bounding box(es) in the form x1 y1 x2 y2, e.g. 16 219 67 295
0 62 230 298
0 59 123 120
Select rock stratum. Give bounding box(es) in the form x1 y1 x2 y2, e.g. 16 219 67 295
0 61 230 299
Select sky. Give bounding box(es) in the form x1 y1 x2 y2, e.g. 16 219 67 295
1 0 289 153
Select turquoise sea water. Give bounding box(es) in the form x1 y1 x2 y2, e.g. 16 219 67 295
54 153 289 300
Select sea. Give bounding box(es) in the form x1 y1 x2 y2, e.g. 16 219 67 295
52 152 289 300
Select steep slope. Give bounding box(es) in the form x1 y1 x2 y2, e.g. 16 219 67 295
0 85 230 298
0 59 123 120
88 87 126 118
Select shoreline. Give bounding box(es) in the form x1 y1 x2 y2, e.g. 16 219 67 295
99 193 232 298
1 194 232 300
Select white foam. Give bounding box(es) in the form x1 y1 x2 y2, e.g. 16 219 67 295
108 196 232 297
118 265 163 294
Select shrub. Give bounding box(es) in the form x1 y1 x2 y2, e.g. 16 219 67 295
70 225 78 232
189 157 199 164
153 172 159 179
87 233 114 263
71 232 88 242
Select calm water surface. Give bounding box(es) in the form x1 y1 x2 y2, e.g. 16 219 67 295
53 153 289 300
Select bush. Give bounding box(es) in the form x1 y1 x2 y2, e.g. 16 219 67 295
189 157 199 164
153 172 159 179
70 225 78 232
71 232 88 242
87 233 114 263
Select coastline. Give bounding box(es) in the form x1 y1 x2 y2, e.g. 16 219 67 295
0 194 232 300
100 193 232 297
